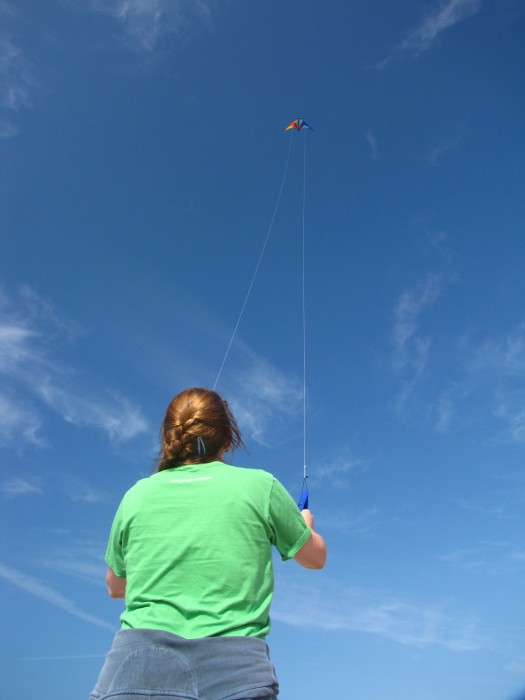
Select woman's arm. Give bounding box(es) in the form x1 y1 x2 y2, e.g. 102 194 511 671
106 567 127 599
293 509 327 570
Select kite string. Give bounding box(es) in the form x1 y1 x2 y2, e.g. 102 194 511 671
302 133 307 483
213 132 294 391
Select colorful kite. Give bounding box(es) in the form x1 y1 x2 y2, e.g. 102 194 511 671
284 117 312 132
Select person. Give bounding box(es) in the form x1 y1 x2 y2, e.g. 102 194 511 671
90 387 327 700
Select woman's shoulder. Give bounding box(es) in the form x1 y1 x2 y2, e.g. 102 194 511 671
225 463 275 479
118 473 157 504
218 463 279 490
120 464 277 503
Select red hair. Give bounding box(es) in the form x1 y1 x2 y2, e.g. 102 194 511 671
157 388 243 471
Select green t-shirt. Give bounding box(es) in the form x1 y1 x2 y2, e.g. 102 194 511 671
105 461 311 639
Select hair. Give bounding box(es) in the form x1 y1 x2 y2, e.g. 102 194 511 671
156 387 244 471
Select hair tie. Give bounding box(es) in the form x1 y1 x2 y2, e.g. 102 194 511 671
197 436 206 456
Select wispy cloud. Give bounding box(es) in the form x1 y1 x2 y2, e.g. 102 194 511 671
0 476 43 498
63 482 106 505
0 4 36 137
428 230 454 262
378 0 483 68
439 540 525 576
434 325 525 441
507 656 525 673
401 0 482 53
509 551 525 563
38 382 148 442
0 37 33 111
40 539 107 586
0 323 40 373
472 326 525 377
316 448 369 490
427 136 461 166
456 498 510 520
273 575 488 651
0 394 44 446
228 360 303 446
365 131 378 159
392 275 442 375
0 563 114 630
0 287 148 444
320 507 381 537
90 0 213 51
494 400 525 443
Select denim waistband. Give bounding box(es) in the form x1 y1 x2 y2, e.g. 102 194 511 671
90 628 279 700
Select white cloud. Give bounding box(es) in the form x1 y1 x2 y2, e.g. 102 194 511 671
91 0 213 51
0 288 148 444
434 325 525 441
493 401 525 443
62 477 107 504
0 19 35 138
434 391 454 432
0 394 44 446
38 382 148 442
0 476 43 498
0 562 114 630
439 541 525 575
0 324 39 372
456 499 509 519
392 275 441 374
401 0 482 54
0 119 17 137
378 0 483 68
509 551 525 563
472 325 525 377
229 360 302 446
40 539 107 586
320 507 381 537
316 448 369 491
427 136 461 166
365 131 378 159
18 285 84 340
0 34 33 109
506 656 525 673
273 575 488 651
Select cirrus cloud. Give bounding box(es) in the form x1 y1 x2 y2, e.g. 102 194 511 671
0 287 148 445
90 0 214 51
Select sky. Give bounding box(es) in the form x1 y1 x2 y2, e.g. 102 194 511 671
1 1 525 699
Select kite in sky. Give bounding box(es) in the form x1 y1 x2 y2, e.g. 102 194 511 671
284 117 312 131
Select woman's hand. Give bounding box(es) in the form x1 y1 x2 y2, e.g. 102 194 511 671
300 508 314 529
106 567 127 599
294 509 327 570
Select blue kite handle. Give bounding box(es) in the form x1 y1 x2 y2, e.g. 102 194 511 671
297 488 309 511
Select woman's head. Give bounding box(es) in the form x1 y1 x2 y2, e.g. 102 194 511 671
157 387 243 471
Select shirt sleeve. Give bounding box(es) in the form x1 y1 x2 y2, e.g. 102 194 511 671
268 477 311 560
105 499 127 577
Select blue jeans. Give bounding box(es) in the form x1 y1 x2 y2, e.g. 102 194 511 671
90 628 279 700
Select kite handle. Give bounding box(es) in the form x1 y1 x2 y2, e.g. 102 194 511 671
297 477 309 511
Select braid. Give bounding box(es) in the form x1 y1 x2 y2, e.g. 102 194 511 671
161 424 184 466
156 388 243 471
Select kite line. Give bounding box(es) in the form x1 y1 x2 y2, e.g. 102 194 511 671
288 118 312 510
214 118 312 510
299 123 309 511
212 132 294 392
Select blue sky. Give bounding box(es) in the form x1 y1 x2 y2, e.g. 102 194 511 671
1 1 525 699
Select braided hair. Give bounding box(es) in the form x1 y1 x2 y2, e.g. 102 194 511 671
156 388 243 471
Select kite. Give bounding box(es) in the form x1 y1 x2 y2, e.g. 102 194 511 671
284 117 313 132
